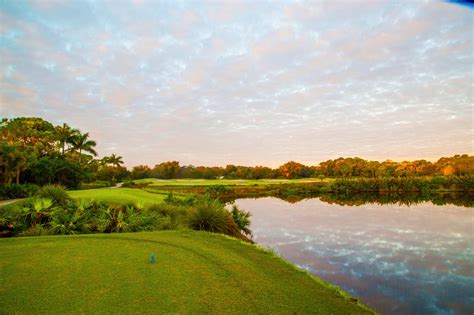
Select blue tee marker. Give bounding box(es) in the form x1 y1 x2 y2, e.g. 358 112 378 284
151 253 155 264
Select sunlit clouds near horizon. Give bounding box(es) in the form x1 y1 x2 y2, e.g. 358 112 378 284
0 0 472 167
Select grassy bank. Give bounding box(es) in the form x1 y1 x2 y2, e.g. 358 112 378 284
0 231 373 314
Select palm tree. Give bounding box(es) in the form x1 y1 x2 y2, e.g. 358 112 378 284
55 123 79 155
70 132 97 156
107 154 124 167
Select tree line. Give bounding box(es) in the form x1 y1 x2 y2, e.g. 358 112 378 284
132 156 473 180
1 117 473 188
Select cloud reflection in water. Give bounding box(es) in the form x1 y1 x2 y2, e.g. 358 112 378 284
236 197 474 314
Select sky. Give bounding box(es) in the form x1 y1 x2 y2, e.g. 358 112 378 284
0 0 473 167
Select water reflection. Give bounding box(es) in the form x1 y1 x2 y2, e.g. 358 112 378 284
234 197 474 314
273 193 474 208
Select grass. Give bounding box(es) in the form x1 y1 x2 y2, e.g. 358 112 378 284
69 188 168 205
0 231 373 314
134 178 330 186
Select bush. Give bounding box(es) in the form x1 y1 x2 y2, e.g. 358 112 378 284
187 197 240 238
147 203 188 230
79 181 110 190
206 185 229 196
230 204 252 237
0 184 39 199
18 197 54 227
36 185 70 205
48 204 91 235
121 181 135 188
97 204 158 233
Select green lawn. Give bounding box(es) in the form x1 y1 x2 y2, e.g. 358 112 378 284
133 178 329 186
0 231 373 314
69 187 167 205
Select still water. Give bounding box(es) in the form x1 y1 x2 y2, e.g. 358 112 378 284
234 197 473 314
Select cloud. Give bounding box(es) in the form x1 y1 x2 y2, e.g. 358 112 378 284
1 0 472 166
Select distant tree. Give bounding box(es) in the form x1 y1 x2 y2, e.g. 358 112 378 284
131 165 152 179
104 154 124 167
1 117 56 155
96 165 129 183
152 161 181 179
278 161 308 179
0 144 30 184
70 132 97 160
55 123 79 155
253 166 275 179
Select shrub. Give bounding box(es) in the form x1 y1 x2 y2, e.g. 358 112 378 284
36 185 69 205
163 192 196 206
48 202 93 235
230 204 252 237
430 176 447 189
187 197 240 238
147 203 187 230
79 181 110 190
206 185 229 196
0 184 39 199
19 197 54 227
121 181 135 188
0 203 26 237
97 204 157 233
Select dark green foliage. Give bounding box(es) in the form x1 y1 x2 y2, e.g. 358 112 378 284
448 176 474 194
163 192 196 206
97 203 158 233
36 185 70 205
230 204 252 237
147 203 188 230
79 181 111 190
121 180 136 187
49 204 91 235
187 197 243 239
95 165 129 183
327 177 473 194
1 187 253 240
206 185 229 196
0 183 39 199
18 197 54 227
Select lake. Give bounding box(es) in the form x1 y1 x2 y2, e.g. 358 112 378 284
233 197 474 314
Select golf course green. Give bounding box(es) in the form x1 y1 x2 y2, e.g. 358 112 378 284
0 231 373 314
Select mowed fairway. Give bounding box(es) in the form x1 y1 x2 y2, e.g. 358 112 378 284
68 187 167 205
134 178 329 186
0 231 372 314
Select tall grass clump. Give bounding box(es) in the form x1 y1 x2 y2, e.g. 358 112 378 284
187 196 247 240
36 185 70 205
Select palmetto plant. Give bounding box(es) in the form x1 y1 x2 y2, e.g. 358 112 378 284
48 206 90 235
230 204 252 237
20 197 54 226
37 184 70 205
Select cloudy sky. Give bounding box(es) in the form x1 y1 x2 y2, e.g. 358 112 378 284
1 0 472 167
